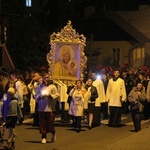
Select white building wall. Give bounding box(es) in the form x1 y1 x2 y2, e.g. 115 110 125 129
85 41 132 68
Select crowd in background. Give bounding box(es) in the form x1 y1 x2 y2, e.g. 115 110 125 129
0 65 150 148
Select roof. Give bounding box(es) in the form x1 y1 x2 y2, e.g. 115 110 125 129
81 10 150 43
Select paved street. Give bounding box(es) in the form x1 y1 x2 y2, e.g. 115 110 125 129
0 114 150 150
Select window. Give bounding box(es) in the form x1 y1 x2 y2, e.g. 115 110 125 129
133 47 145 60
26 0 32 7
112 48 120 63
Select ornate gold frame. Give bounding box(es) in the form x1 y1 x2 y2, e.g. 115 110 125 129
47 21 87 84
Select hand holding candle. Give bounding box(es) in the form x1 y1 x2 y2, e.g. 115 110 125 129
41 86 49 97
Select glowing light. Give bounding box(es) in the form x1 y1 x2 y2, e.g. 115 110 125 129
41 87 49 96
97 75 102 79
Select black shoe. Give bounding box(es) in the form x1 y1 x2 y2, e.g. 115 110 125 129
116 124 122 127
64 120 70 124
135 128 141 132
71 122 76 127
89 126 92 130
103 117 109 120
60 120 65 123
130 129 136 132
32 124 39 127
76 128 81 133
108 124 115 127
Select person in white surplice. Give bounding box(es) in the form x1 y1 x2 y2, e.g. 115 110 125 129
106 69 126 127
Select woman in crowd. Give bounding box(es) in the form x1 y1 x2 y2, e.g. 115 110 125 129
2 87 23 149
128 82 147 132
84 78 98 129
68 80 87 132
2 80 22 121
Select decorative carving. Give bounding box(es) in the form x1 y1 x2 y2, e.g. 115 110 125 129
50 20 86 45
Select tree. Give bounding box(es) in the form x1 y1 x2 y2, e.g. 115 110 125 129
1 0 51 71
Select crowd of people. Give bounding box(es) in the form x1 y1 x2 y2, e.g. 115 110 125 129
0 66 150 149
